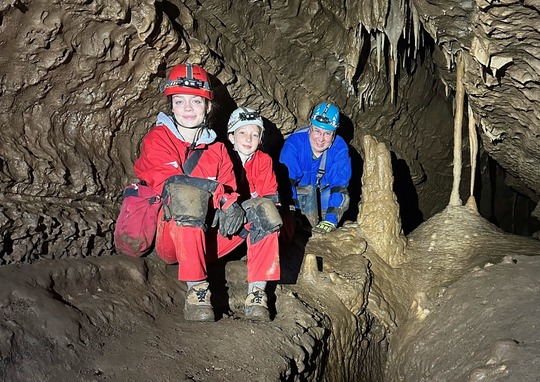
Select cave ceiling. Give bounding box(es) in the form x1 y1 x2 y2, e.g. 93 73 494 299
0 0 539 262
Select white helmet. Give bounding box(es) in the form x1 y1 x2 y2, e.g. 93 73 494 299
227 107 264 134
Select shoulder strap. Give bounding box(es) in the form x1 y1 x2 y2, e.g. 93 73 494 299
182 148 204 175
316 150 327 186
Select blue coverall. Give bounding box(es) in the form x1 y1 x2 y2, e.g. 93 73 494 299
279 127 352 226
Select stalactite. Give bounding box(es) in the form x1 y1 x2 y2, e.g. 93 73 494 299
382 33 386 71
449 51 465 207
441 78 450 98
465 104 479 213
445 50 452 71
345 24 364 96
411 3 420 59
385 0 405 104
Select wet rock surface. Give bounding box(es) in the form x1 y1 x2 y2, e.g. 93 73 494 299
0 255 332 381
2 0 539 263
1 0 540 381
388 253 540 382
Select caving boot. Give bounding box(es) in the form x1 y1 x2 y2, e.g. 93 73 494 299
244 286 270 322
184 282 214 322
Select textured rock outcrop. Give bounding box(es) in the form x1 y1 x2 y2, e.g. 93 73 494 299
2 0 538 263
2 0 540 380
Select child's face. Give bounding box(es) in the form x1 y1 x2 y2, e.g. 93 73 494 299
171 94 210 128
228 124 261 156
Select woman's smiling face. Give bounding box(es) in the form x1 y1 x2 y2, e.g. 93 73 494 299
171 94 210 128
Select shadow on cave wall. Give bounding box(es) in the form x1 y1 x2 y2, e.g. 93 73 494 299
476 154 540 236
208 78 239 142
392 155 424 235
338 112 363 223
262 119 311 285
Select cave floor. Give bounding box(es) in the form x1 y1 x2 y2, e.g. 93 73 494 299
0 234 322 382
1 229 540 381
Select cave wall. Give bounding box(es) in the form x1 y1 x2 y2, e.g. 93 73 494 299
0 0 176 262
1 0 539 264
413 0 540 201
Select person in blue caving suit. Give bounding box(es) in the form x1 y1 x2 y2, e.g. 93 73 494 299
279 102 352 234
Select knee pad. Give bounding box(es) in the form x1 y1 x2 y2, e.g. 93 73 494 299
163 181 210 229
242 197 283 244
242 197 283 231
296 185 319 227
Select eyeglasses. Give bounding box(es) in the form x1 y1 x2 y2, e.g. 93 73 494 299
310 126 334 138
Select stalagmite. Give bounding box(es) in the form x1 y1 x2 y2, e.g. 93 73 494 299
465 104 479 213
300 253 320 282
449 52 465 207
390 56 396 104
357 135 407 267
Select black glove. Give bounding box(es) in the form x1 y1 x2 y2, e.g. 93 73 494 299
212 202 245 237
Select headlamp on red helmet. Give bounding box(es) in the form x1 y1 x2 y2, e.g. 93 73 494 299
162 63 214 100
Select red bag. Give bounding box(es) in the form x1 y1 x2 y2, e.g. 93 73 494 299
114 183 162 257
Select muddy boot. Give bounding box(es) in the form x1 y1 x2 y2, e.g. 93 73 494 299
244 286 270 321
184 282 214 322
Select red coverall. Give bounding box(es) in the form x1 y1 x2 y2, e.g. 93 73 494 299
134 120 280 283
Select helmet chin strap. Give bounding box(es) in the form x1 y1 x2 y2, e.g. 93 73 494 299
171 115 207 150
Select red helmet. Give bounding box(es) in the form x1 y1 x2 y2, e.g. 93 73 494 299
162 63 213 100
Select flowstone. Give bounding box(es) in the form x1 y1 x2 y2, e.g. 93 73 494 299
349 135 540 381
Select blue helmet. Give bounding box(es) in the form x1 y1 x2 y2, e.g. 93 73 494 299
310 103 339 131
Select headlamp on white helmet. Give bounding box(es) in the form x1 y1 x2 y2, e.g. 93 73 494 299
227 107 264 134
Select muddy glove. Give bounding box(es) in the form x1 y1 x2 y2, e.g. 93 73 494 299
312 220 336 234
212 202 245 237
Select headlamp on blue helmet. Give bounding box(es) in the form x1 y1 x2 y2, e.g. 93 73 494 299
310 103 339 131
